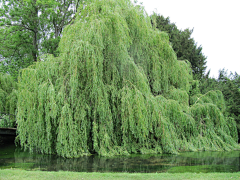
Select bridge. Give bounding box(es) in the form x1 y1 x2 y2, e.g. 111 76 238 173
0 127 16 135
0 112 17 136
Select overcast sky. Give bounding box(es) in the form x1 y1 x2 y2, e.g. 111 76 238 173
131 0 240 78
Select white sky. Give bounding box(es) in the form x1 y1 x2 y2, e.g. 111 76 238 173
131 0 240 78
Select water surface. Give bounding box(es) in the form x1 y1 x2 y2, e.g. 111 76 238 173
0 143 239 173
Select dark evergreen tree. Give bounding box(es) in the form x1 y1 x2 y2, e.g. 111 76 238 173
153 14 207 80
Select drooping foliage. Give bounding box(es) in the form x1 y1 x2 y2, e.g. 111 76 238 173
0 73 17 127
17 0 239 157
200 69 240 142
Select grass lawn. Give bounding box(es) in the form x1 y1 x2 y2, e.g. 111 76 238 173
0 169 240 180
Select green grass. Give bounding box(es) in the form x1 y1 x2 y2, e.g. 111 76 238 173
0 169 240 180
167 165 238 173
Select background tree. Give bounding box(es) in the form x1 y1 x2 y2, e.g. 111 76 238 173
0 73 17 127
0 0 82 79
200 69 240 142
153 15 207 80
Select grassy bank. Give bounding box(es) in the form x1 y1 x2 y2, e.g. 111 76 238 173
0 169 240 180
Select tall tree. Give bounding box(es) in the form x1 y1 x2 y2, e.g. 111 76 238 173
40 0 82 56
17 0 238 158
0 0 82 79
153 15 207 80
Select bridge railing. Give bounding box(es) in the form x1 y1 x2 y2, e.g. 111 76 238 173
0 112 17 128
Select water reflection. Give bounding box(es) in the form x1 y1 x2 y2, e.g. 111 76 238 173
0 144 239 173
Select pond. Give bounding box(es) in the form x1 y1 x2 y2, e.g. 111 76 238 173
0 140 239 173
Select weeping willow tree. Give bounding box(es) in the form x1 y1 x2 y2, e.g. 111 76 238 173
16 0 239 157
0 73 17 127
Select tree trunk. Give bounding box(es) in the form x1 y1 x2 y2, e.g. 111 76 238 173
32 0 38 62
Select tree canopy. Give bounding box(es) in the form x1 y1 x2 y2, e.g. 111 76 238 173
200 69 240 142
0 0 82 79
16 0 239 157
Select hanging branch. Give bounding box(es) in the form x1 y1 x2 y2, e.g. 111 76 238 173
16 0 239 158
